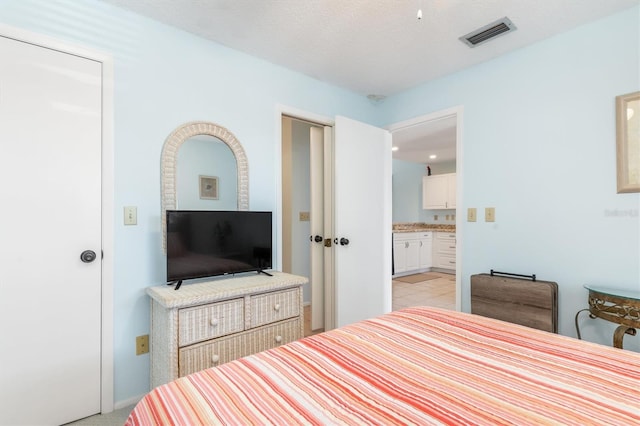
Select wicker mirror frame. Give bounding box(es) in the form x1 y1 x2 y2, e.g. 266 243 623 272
161 121 249 251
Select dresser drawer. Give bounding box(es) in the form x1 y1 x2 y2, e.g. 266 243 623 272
178 318 301 376
179 332 249 376
178 298 244 346
248 317 302 353
250 288 300 328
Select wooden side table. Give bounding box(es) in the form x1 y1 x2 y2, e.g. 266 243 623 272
575 285 640 349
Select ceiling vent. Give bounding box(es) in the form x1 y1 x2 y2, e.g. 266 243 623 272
459 17 516 48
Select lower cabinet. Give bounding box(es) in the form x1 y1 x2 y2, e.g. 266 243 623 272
393 231 456 276
433 232 456 272
393 232 432 275
147 272 306 388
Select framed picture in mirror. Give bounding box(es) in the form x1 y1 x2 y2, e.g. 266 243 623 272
616 91 640 193
199 175 219 200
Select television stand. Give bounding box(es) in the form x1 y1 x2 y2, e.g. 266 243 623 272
147 272 307 388
258 270 273 277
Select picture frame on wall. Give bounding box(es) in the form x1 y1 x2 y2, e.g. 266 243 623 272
616 91 640 193
199 175 219 200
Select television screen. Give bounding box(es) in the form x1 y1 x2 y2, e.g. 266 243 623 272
166 210 272 283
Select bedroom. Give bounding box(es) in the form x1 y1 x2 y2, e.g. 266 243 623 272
0 0 637 423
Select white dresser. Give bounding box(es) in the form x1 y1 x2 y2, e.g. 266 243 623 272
147 272 307 388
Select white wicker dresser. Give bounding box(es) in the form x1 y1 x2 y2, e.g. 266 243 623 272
147 271 307 388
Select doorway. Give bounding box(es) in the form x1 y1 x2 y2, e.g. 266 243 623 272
279 109 393 333
281 115 326 334
387 106 463 312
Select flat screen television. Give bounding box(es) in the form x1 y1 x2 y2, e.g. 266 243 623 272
166 210 272 288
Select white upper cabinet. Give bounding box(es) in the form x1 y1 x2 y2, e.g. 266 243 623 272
423 173 456 209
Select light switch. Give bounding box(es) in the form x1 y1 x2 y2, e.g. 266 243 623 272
299 212 310 222
485 207 495 222
467 208 477 222
124 206 137 225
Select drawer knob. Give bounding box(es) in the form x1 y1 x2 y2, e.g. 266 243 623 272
210 318 219 326
211 354 220 363
275 335 282 343
274 303 281 312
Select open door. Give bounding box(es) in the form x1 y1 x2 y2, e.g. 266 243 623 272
310 126 325 331
333 116 392 327
292 113 391 332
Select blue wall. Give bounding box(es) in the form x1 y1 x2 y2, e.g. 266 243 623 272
392 159 457 224
382 7 640 351
177 138 238 210
1 0 638 406
291 120 312 302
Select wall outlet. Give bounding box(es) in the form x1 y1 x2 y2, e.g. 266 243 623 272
299 211 310 221
136 334 149 355
485 207 496 222
467 208 477 222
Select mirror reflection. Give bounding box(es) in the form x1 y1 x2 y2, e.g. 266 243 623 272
160 121 249 251
177 135 238 209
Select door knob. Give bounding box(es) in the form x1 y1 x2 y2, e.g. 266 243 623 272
80 250 97 263
314 235 323 243
339 237 349 246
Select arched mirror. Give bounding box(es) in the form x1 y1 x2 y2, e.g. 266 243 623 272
176 135 238 209
161 121 249 250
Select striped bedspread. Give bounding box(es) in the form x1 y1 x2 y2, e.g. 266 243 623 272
127 307 640 425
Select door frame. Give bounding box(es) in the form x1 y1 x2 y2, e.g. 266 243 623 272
0 24 115 413
275 105 333 323
387 105 464 311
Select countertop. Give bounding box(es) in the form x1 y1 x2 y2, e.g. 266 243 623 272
393 223 456 233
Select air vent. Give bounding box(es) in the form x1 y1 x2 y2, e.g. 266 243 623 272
459 17 516 48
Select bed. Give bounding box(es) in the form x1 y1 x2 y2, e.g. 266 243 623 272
126 306 640 425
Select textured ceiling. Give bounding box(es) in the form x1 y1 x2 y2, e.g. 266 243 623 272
98 0 638 97
97 0 638 163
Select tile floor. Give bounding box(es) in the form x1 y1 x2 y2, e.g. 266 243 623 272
392 272 456 311
305 272 456 336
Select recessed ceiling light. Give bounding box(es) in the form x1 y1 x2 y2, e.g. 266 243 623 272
429 154 437 159
392 146 399 151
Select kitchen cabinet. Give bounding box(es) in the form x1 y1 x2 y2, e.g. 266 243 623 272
433 232 456 272
393 232 432 275
423 173 456 209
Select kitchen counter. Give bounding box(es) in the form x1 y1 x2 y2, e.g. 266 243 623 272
392 223 456 233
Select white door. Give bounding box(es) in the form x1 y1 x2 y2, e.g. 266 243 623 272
333 116 392 327
0 36 102 425
309 126 324 331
